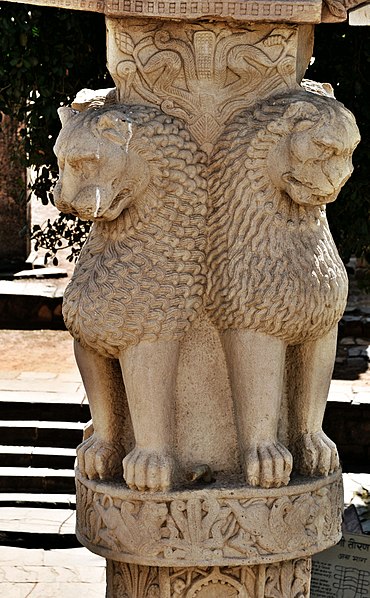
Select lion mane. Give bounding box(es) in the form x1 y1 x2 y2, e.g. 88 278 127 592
206 92 353 345
61 105 207 358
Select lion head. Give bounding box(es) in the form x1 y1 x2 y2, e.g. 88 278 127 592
266 96 360 206
53 106 156 222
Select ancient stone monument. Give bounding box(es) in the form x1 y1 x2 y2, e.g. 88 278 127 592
3 0 367 595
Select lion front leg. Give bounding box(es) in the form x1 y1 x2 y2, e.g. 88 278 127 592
222 329 293 488
74 340 127 480
287 328 340 477
119 339 179 492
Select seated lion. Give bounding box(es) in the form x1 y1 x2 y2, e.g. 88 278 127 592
206 90 360 487
53 91 359 492
54 104 207 491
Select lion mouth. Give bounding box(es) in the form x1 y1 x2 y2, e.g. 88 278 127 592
95 190 129 221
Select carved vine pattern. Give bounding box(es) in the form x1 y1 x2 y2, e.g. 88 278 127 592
77 478 341 564
107 560 311 597
111 23 298 149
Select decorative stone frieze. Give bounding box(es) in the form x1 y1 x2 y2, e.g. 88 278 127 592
76 470 343 566
106 20 303 152
106 558 312 597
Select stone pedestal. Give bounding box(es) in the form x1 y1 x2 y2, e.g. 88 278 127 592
76 470 342 596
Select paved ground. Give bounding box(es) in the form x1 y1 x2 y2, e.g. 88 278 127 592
0 331 107 598
0 546 106 597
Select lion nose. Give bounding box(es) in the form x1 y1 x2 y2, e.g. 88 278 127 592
53 181 62 206
53 182 76 215
70 186 107 220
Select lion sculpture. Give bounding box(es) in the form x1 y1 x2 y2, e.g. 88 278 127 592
54 104 207 491
54 91 359 493
206 91 360 488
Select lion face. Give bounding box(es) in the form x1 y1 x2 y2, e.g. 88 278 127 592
269 101 360 207
53 108 149 221
284 115 360 206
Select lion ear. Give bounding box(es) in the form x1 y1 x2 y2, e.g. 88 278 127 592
96 112 132 145
284 101 320 130
58 106 77 127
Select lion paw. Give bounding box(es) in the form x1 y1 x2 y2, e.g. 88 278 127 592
292 431 339 477
244 441 293 488
123 447 174 492
77 436 123 480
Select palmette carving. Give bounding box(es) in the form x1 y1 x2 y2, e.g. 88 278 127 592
107 20 299 151
107 562 159 597
76 472 342 565
106 559 311 597
264 559 311 598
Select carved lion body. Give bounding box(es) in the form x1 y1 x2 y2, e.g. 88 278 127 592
207 92 359 345
53 93 360 493
54 105 207 358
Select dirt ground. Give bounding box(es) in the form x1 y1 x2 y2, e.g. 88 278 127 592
0 329 77 373
0 197 78 374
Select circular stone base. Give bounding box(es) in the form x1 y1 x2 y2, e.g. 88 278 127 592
76 469 343 567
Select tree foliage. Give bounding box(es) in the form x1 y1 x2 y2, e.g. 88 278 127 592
307 23 370 264
0 2 112 259
0 6 369 263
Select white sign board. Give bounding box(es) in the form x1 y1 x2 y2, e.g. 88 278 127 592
311 533 370 597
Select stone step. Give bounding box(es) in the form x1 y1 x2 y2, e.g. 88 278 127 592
0 398 90 423
0 493 76 509
0 378 83 395
0 467 76 494
0 506 76 535
0 446 76 469
0 507 80 549
0 420 84 449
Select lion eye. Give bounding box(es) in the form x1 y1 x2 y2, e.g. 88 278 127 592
319 147 334 160
67 157 98 171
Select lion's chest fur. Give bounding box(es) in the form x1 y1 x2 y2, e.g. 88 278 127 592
63 203 206 358
207 194 348 345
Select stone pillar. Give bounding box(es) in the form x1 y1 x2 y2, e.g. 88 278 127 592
51 13 361 595
3 0 360 595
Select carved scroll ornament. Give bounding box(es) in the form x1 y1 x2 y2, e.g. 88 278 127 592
76 471 343 566
107 20 299 151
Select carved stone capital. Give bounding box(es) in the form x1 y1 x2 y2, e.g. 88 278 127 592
106 19 309 152
76 470 343 567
